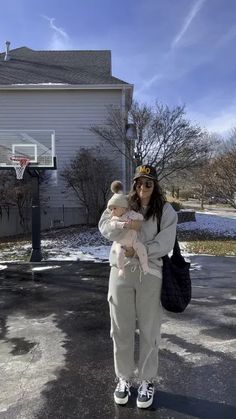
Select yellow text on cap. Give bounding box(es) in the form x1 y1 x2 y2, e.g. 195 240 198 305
139 166 151 174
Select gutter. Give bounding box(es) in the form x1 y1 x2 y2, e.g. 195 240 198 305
0 83 134 92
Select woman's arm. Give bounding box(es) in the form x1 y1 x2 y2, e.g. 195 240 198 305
98 209 128 241
145 203 178 259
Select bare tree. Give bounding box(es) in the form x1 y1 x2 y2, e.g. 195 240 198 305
61 147 115 225
208 147 236 208
0 170 33 231
177 132 236 209
91 101 210 181
0 171 15 221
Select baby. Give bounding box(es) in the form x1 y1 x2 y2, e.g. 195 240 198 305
107 180 156 278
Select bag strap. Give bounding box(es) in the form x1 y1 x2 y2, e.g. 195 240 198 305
157 217 179 256
173 236 181 256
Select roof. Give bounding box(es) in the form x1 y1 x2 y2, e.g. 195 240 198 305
0 47 129 86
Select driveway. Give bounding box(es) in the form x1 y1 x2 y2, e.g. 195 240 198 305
181 200 236 218
0 257 236 419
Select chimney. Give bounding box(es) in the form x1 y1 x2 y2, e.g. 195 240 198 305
4 41 11 61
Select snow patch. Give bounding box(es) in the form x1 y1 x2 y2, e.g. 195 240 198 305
32 265 61 271
0 211 235 262
81 277 94 281
178 212 236 237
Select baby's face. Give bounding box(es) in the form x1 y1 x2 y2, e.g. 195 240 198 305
110 206 127 217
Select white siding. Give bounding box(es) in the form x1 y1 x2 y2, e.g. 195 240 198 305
0 207 87 238
0 89 123 209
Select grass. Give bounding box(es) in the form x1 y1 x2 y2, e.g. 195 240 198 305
185 240 236 256
177 230 236 256
0 239 31 261
0 227 235 259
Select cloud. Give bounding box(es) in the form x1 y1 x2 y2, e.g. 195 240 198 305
135 0 208 97
171 0 206 48
188 106 236 135
42 15 68 38
204 112 236 135
135 73 163 95
41 15 73 50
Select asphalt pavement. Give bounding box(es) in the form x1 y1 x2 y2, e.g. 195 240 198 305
0 256 236 419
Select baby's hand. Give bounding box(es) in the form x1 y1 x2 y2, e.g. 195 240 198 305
124 247 136 258
124 220 142 231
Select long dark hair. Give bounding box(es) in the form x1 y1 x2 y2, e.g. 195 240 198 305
129 179 166 223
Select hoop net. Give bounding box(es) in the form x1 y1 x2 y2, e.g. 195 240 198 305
10 156 31 179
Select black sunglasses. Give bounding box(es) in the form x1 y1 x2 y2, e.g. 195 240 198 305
135 179 154 189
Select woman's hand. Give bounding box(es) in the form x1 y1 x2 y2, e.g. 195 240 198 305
124 247 136 258
123 220 142 231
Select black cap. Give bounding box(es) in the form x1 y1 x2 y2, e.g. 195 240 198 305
133 165 157 180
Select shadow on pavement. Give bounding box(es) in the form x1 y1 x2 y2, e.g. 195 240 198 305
0 258 236 418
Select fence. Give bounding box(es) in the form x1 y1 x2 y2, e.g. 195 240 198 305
0 207 196 238
0 206 87 238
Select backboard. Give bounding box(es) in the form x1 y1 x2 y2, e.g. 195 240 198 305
0 130 56 169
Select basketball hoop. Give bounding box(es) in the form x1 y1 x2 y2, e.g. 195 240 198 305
10 156 31 179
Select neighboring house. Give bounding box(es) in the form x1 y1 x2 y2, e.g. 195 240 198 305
0 43 133 235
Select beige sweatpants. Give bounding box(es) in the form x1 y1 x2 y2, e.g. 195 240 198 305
108 264 163 381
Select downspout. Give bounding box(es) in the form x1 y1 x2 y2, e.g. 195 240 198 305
121 87 127 188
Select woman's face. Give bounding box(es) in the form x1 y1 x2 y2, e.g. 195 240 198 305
135 177 155 204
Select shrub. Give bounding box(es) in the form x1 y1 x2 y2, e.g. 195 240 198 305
170 201 183 211
61 147 115 225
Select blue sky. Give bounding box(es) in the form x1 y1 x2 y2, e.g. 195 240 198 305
1 0 236 135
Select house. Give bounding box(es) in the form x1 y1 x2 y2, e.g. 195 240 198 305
0 42 133 235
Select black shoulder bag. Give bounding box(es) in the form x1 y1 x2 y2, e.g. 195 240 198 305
160 228 191 313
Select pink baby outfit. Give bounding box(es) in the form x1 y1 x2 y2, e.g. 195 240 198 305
110 210 159 278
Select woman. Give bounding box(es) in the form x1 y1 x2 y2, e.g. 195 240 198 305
98 164 177 409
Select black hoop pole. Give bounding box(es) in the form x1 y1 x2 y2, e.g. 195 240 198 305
30 173 42 262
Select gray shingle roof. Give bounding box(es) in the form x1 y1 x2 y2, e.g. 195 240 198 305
0 47 129 86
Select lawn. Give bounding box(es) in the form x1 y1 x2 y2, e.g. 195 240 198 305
184 239 236 256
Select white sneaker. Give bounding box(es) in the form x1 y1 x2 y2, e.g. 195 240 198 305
114 379 131 405
137 380 154 408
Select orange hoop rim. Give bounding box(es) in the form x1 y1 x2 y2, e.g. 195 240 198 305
10 155 31 167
